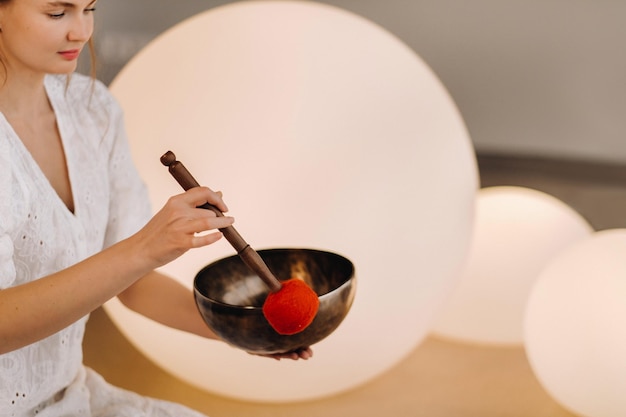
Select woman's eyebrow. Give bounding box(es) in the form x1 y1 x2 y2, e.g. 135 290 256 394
46 1 76 7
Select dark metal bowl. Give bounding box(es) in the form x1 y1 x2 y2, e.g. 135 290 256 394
194 248 356 354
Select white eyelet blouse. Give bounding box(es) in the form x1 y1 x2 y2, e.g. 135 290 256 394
0 73 206 417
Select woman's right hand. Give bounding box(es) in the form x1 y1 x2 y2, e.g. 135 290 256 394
130 186 234 269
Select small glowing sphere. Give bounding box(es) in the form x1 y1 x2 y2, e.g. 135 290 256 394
106 1 477 402
524 229 626 417
432 186 593 345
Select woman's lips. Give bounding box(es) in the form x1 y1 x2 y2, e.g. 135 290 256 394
59 49 81 60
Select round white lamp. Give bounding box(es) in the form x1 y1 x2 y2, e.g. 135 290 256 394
432 186 593 345
525 229 626 417
106 0 477 402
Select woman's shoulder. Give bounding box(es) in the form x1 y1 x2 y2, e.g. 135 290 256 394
46 73 125 136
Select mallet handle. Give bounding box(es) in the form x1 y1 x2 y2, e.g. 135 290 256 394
161 150 282 292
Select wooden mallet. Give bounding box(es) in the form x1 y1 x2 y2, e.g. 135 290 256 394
160 151 319 335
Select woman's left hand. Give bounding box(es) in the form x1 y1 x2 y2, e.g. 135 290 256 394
253 346 313 361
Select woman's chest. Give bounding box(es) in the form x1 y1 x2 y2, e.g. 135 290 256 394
9 113 75 214
5 138 111 283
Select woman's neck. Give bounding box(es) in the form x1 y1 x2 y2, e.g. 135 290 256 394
0 72 50 120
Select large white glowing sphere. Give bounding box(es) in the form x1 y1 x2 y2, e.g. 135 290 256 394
105 1 477 402
432 186 593 345
524 229 626 417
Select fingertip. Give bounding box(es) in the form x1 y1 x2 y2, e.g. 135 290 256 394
194 231 224 248
209 188 228 212
301 347 313 360
218 216 234 228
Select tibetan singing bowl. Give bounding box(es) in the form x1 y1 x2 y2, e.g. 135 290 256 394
194 248 356 354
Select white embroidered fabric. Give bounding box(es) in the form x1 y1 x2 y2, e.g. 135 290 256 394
0 74 207 417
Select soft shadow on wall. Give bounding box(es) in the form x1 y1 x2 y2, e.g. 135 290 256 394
82 0 626 165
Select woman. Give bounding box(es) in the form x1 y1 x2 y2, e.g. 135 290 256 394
0 0 311 415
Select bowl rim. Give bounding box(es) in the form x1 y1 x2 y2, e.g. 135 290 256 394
194 275 355 310
193 247 355 311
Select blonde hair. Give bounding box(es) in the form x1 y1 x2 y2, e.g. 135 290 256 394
85 37 98 80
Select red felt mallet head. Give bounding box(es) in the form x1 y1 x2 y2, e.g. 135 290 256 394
161 151 319 335
263 278 320 335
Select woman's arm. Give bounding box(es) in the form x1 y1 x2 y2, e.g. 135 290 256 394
0 187 233 354
117 270 217 339
119 271 313 360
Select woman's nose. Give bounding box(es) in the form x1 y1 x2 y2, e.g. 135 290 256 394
68 15 93 42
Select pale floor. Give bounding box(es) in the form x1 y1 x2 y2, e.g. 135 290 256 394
84 154 626 416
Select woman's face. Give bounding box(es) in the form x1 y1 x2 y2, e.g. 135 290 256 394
0 0 96 77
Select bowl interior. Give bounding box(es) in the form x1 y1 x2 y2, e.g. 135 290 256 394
194 248 356 353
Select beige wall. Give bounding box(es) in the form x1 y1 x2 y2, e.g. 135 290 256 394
92 0 626 164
